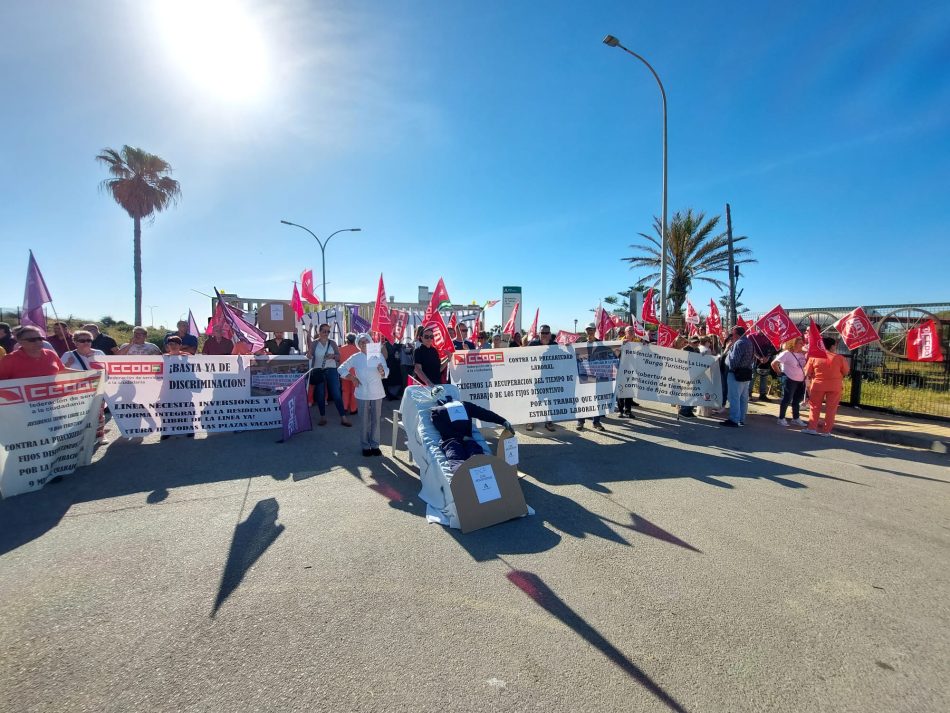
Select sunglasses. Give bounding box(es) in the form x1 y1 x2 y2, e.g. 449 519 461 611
422 334 434 339
75 338 93 343
540 332 551 335
19 336 43 342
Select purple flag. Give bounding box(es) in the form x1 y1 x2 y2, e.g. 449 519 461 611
349 305 371 334
22 251 52 335
278 371 312 442
214 288 266 352
187 309 201 339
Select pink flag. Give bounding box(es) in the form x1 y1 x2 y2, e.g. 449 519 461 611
556 330 580 345
805 319 828 359
22 250 52 335
187 309 201 339
907 319 943 362
526 308 539 341
684 298 700 325
657 323 678 347
502 301 520 336
706 300 724 338
214 288 266 352
291 283 304 320
641 288 659 325
300 269 320 305
834 308 880 350
754 304 802 349
370 274 393 341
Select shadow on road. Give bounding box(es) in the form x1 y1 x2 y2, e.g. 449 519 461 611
506 568 690 713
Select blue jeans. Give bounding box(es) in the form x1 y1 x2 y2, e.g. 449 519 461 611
315 368 346 418
780 376 806 420
727 372 750 424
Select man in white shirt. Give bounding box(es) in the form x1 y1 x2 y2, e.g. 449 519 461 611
338 333 390 456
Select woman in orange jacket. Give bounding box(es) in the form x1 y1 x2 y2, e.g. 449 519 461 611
803 336 850 436
338 332 360 415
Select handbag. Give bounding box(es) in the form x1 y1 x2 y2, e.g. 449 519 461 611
732 366 754 382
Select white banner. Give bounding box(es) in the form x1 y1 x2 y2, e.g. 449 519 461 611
448 342 621 424
0 371 102 498
616 342 722 407
100 355 307 437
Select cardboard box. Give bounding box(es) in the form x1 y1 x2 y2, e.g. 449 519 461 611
451 454 527 534
257 301 296 332
496 428 519 466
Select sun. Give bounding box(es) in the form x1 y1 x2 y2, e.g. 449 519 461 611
152 0 270 103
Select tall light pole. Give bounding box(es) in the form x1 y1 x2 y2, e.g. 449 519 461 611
603 34 669 323
147 305 158 328
280 221 362 303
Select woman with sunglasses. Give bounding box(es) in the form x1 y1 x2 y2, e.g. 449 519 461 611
61 330 106 371
307 325 351 427
413 329 443 387
0 326 69 380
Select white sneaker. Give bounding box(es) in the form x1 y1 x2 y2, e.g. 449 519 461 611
802 428 819 435
791 418 807 427
777 418 788 427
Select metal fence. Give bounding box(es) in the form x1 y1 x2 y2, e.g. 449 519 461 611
783 303 950 421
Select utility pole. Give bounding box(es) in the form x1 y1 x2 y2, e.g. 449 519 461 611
726 203 737 327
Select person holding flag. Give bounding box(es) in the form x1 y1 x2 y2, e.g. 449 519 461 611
166 320 199 355
770 337 808 427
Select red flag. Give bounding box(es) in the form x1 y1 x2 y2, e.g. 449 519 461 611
446 312 457 333
609 314 627 330
370 274 394 341
424 310 455 359
427 278 451 316
596 306 613 340
754 304 802 349
502 301 520 335
907 319 943 362
834 308 879 350
684 298 700 325
641 288 659 325
737 314 750 331
805 319 828 359
556 330 580 345
630 319 649 340
657 324 678 347
526 308 539 341
687 322 700 337
300 269 320 305
706 300 724 338
291 283 304 320
390 309 409 342
407 374 425 387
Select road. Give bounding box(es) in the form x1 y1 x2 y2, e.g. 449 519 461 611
1 402 948 712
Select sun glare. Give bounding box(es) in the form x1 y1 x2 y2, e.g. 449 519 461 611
153 0 270 103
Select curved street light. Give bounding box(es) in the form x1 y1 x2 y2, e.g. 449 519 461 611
603 34 669 324
280 221 361 303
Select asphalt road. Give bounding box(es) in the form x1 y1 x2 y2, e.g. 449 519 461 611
2 402 948 713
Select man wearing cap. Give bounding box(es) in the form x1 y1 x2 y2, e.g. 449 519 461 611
165 320 199 355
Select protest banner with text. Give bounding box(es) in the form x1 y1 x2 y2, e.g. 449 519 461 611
616 342 722 407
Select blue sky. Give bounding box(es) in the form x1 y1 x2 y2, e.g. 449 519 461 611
2 0 948 333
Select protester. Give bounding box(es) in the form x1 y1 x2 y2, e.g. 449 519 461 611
118 326 162 355
698 336 712 356
616 325 642 418
803 337 850 436
751 334 777 402
338 333 389 456
0 322 16 353
201 323 233 355
48 321 75 356
453 323 476 350
164 335 183 355
721 326 754 427
83 323 118 354
413 328 443 386
339 333 360 415
308 324 351 427
678 338 700 418
383 337 404 400
427 386 513 472
0 325 68 379
510 331 523 347
166 320 198 354
61 330 106 370
492 334 508 348
771 337 808 427
264 331 295 356
526 325 558 431
575 322 605 431
398 336 415 391
478 331 491 348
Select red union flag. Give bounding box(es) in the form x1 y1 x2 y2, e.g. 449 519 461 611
737 314 751 331
526 308 539 341
370 274 394 341
446 312 457 333
685 298 700 325
834 308 879 350
390 309 409 342
907 319 944 362
595 306 614 339
300 269 320 305
641 288 659 325
805 319 828 359
556 330 579 345
657 323 678 347
291 283 304 320
502 301 520 336
630 318 649 340
423 309 455 359
754 304 802 349
706 300 724 338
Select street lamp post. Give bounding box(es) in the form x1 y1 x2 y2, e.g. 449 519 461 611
279 221 362 303
147 305 158 328
603 34 669 324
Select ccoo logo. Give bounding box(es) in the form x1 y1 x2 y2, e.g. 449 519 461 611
106 361 164 376
453 351 505 366
0 386 25 406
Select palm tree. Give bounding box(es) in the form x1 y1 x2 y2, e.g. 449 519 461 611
96 146 181 326
625 209 755 318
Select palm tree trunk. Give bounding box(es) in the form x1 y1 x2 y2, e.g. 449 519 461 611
133 215 142 326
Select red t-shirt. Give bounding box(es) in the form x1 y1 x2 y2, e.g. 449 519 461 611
0 349 67 380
